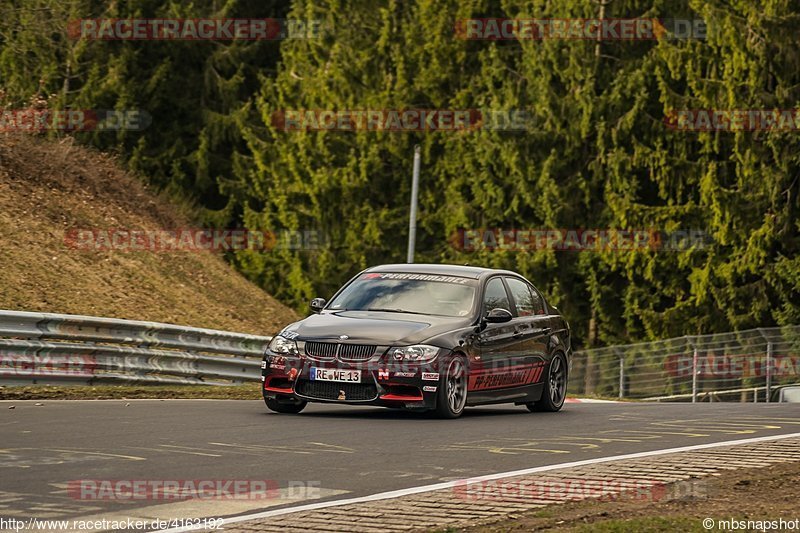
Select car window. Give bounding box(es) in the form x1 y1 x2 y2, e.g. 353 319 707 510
483 278 510 316
505 277 546 316
529 286 546 315
505 277 535 316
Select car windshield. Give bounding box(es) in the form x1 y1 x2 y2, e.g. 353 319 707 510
327 273 477 317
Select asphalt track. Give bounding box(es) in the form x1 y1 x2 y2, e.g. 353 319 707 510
1 400 799 527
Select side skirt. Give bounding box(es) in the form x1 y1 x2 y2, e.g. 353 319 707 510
466 382 544 406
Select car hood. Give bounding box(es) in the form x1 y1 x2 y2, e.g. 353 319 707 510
281 310 472 346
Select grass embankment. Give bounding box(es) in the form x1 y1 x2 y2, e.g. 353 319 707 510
0 134 298 334
0 384 262 400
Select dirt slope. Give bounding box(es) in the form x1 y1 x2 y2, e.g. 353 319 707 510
0 134 298 334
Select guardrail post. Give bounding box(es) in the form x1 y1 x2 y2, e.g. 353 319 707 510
766 341 773 403
756 328 773 403
618 355 624 400
691 340 698 404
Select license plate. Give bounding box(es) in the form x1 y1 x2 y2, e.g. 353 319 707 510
309 368 361 382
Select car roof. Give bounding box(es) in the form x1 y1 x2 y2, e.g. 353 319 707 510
364 263 521 280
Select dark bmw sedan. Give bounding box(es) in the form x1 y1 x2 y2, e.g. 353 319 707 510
262 264 571 418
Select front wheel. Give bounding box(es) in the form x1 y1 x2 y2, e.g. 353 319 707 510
434 354 468 419
264 397 307 414
527 352 567 412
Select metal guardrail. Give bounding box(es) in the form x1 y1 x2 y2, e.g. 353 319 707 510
568 325 800 402
0 310 272 386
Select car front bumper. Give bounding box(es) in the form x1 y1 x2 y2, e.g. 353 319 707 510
261 350 446 409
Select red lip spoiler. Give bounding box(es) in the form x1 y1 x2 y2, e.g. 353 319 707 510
264 385 294 394
380 393 424 401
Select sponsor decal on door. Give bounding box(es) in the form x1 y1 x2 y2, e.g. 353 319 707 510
468 363 546 391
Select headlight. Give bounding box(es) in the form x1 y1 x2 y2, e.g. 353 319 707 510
391 345 440 362
269 335 299 355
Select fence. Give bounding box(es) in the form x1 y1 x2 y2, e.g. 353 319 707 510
0 310 271 386
568 325 800 402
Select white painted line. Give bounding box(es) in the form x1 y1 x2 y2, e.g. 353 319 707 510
157 431 800 532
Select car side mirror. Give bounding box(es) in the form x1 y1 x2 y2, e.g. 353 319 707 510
485 308 513 323
310 298 326 314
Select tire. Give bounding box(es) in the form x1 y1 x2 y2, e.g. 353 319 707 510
434 354 468 419
527 352 568 412
264 397 307 414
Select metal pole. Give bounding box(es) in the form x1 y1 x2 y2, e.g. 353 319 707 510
407 145 421 263
766 341 773 403
618 356 624 400
692 342 698 404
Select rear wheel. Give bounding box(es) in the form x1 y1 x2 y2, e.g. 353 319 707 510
264 397 307 414
435 354 468 419
527 352 567 412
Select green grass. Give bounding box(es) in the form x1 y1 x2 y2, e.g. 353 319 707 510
570 517 704 532
0 384 262 400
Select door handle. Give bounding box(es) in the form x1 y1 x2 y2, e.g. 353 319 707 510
512 329 523 338
533 327 551 335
